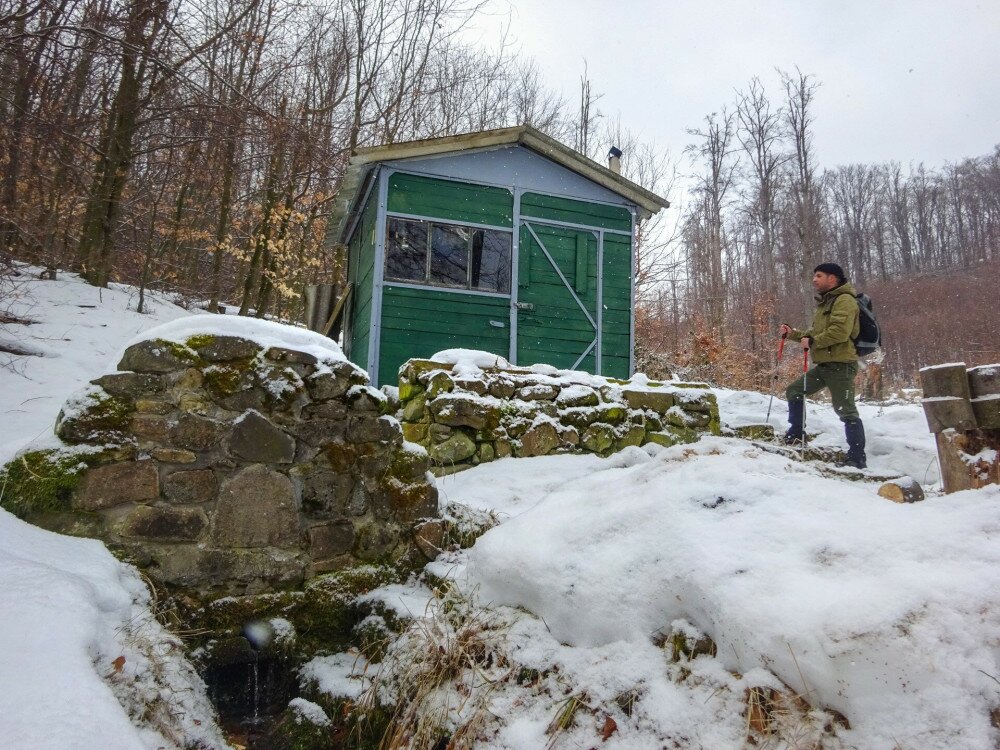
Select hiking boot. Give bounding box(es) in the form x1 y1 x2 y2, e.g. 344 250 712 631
838 455 867 469
784 398 804 444
841 419 867 469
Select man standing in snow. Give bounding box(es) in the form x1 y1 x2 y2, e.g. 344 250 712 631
779 262 867 469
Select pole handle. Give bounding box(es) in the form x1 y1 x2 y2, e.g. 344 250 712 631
803 349 809 373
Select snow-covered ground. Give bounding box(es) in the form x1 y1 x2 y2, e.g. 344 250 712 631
0 268 190 464
2 266 999 749
0 268 227 749
432 440 1000 749
0 510 227 749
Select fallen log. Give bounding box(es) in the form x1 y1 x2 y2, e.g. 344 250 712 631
877 477 925 504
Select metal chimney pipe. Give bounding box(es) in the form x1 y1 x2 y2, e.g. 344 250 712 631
608 146 622 174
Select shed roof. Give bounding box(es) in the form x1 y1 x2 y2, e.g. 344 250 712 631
327 125 670 245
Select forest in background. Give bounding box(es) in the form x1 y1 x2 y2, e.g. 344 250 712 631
2 0 998 392
644 71 1000 393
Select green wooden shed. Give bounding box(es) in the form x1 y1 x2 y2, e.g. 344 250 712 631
325 126 669 387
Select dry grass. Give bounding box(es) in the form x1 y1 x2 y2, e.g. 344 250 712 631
355 589 511 750
741 682 848 750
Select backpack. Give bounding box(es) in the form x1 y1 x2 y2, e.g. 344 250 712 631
853 292 881 357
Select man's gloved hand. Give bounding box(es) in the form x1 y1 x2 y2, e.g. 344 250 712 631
800 337 810 350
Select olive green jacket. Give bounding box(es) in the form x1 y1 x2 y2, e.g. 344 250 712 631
789 283 861 363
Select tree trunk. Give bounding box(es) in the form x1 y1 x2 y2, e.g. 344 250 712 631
77 0 165 287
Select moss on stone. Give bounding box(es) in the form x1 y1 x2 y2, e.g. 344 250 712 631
261 704 332 750
732 424 774 441
24 509 105 537
401 422 429 444
296 564 401 652
184 334 216 350
397 378 424 403
388 447 429 483
256 362 305 408
425 371 455 398
202 360 252 397
189 591 303 635
354 614 393 662
401 359 452 384
0 448 108 517
581 423 616 454
323 442 359 472
55 387 136 445
615 424 646 451
670 629 717 661
646 424 699 447
401 392 427 422
160 339 204 366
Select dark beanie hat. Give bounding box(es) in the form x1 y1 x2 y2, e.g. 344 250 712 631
814 262 846 283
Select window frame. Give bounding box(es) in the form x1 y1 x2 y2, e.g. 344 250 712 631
383 213 513 295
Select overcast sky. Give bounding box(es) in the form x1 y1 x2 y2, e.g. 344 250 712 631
467 0 1000 172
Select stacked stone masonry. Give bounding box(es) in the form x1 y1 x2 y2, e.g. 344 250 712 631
38 335 439 595
396 359 721 476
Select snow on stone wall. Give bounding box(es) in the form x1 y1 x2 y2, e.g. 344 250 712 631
3 320 440 596
396 352 721 476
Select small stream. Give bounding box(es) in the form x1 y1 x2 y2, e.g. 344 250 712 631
202 634 299 747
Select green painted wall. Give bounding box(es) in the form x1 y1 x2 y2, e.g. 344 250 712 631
601 233 633 378
387 172 513 227
520 192 632 232
347 184 379 371
348 168 635 384
378 285 510 386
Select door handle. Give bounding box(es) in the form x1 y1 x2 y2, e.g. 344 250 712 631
515 302 534 310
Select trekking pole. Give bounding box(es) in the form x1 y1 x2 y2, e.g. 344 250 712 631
801 349 809 459
764 332 788 425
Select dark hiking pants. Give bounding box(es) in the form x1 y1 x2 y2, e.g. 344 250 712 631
785 361 860 423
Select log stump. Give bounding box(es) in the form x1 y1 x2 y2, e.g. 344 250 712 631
935 429 1000 494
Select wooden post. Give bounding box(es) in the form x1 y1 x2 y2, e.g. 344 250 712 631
969 364 1000 429
920 361 1000 493
919 362 977 433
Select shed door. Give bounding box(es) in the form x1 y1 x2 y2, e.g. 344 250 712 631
516 221 599 371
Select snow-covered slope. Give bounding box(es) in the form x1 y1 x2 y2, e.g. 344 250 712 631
0 267 191 463
0 511 228 749
3 266 998 749
440 440 999 748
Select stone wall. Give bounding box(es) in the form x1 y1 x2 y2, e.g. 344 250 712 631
10 332 438 596
396 358 720 475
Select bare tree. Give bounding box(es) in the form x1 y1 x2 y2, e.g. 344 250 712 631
735 76 786 306
686 108 737 332
780 67 822 308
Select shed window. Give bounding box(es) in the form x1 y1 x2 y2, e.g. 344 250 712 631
385 217 511 293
